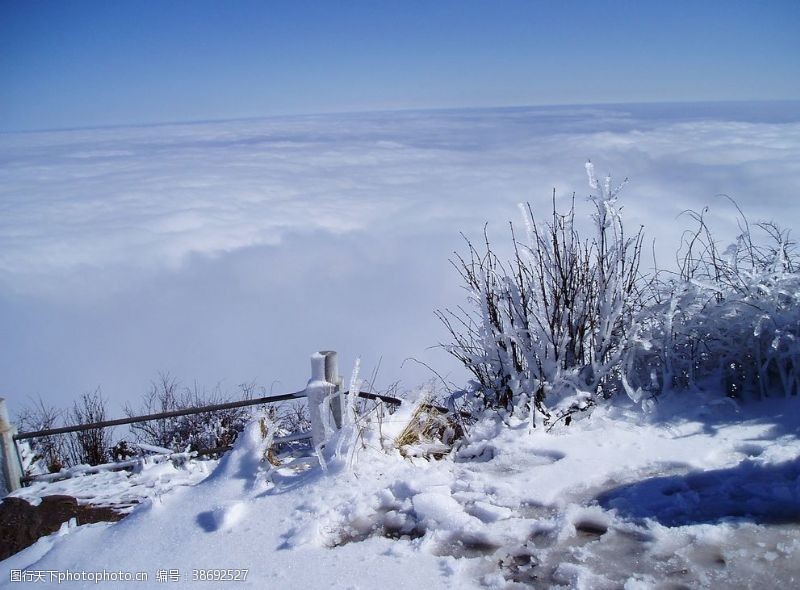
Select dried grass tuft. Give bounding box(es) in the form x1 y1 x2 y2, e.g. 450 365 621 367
394 399 464 459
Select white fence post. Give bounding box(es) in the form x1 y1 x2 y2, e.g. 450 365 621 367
307 351 342 450
321 350 343 429
0 398 23 495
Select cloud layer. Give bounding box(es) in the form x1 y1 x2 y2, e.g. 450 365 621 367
1 103 799 408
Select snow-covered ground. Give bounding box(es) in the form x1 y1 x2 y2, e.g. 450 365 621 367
3 393 798 589
9 456 215 514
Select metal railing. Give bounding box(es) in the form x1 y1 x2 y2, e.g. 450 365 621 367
12 390 311 442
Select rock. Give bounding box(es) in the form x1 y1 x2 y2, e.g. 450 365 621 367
0 495 127 560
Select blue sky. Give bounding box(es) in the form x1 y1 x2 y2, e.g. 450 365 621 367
1 0 799 131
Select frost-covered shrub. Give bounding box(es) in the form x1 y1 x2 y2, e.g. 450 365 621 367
442 166 798 423
124 374 257 454
16 390 114 470
624 210 800 403
66 389 113 466
278 401 312 434
15 397 68 473
439 163 645 425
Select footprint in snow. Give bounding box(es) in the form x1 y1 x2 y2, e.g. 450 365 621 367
196 501 248 532
527 449 566 465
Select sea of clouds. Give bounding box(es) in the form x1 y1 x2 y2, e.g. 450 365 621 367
1 102 799 412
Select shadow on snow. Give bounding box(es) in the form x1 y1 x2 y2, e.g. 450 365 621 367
596 457 800 527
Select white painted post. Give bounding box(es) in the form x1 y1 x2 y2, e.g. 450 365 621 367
321 350 343 429
307 351 342 450
0 398 23 495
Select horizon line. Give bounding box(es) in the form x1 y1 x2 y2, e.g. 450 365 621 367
3 97 800 136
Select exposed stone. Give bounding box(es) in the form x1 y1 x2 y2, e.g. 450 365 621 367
0 495 127 561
